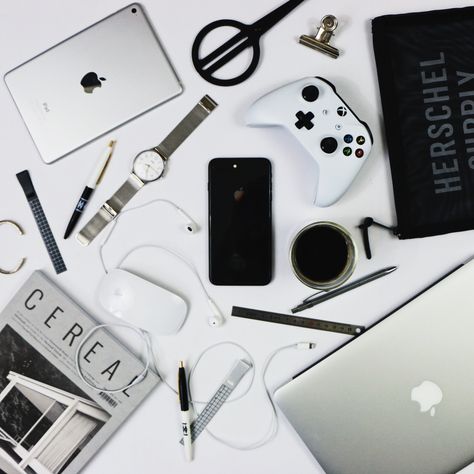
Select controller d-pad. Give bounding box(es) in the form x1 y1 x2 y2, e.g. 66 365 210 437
295 111 315 130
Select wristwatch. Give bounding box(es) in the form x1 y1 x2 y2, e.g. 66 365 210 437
76 95 218 246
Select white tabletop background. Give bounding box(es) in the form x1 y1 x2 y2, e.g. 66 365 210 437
1 0 474 473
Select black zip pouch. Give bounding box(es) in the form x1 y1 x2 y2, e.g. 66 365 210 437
372 7 474 238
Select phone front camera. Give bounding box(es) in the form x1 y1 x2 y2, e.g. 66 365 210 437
131 7 137 13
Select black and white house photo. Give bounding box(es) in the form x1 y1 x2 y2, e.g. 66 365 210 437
0 325 110 474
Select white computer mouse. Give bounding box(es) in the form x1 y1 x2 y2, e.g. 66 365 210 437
97 268 188 335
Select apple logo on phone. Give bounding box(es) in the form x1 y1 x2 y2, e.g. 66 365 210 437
80 72 106 94
411 380 443 416
234 187 245 202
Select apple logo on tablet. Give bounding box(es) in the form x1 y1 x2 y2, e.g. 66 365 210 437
411 380 443 416
80 72 106 94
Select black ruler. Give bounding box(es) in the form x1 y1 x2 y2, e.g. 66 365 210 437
231 306 364 336
17 170 67 274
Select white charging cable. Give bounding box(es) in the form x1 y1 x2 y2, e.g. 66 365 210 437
187 341 317 450
154 340 317 450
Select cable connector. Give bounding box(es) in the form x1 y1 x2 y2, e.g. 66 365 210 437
296 342 317 350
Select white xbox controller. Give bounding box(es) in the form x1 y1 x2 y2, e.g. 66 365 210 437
246 77 373 207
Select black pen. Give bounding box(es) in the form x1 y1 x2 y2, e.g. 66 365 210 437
178 361 193 461
291 266 398 313
64 140 116 239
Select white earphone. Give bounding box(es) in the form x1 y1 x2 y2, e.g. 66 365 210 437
207 298 225 327
176 207 199 234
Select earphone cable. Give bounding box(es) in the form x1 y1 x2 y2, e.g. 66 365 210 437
98 198 195 274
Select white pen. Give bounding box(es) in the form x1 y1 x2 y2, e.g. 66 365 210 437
178 361 193 461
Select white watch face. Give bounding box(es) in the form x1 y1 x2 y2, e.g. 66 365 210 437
133 150 165 182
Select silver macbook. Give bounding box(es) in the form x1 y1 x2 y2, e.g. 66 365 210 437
4 4 182 163
275 258 474 474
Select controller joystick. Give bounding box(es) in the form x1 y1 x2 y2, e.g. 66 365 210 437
246 77 373 207
302 85 319 102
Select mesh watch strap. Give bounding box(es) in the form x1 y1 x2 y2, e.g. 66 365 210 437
76 174 144 246
154 95 218 159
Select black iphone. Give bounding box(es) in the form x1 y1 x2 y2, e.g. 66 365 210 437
208 158 272 285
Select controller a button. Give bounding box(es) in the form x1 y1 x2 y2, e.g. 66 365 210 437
302 85 319 102
321 137 338 154
343 147 352 156
355 148 364 158
356 136 366 145
344 134 353 143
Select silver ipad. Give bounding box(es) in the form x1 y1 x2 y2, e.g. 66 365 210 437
275 258 474 474
4 4 183 164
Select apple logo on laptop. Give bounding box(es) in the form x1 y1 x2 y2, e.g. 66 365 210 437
411 380 443 416
80 72 106 94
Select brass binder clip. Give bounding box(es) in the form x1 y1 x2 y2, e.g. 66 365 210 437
299 15 340 59
0 220 26 275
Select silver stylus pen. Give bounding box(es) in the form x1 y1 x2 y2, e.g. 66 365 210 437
291 266 398 314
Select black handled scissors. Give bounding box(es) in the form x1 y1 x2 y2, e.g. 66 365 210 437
192 0 306 87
